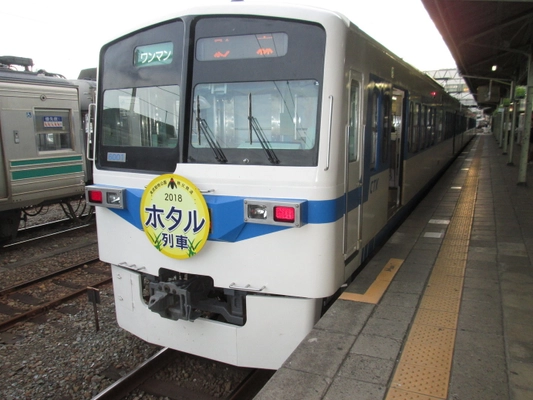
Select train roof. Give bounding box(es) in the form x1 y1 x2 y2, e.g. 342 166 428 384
101 2 453 107
107 2 435 78
0 68 76 87
105 2 349 48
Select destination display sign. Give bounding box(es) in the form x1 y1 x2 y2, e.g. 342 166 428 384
196 33 288 61
134 42 173 67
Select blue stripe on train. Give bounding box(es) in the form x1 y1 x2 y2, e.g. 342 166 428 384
110 187 361 242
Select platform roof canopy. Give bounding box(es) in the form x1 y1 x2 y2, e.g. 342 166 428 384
421 0 533 113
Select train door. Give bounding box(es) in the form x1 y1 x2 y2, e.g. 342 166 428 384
344 72 363 258
388 88 405 217
0 112 7 200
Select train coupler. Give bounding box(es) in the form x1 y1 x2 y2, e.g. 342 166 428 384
147 274 246 326
148 276 212 321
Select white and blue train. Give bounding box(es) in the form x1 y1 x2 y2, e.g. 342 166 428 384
86 2 475 369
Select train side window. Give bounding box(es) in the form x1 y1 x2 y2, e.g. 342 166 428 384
408 102 413 152
429 107 436 146
348 79 360 162
409 102 419 153
445 111 453 139
420 105 427 150
381 89 391 164
370 91 378 169
436 109 443 144
34 109 73 151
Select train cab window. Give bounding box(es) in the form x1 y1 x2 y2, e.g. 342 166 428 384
348 79 360 161
34 109 72 151
189 80 319 165
102 85 180 148
97 19 184 172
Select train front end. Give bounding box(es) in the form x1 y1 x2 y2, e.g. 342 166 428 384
87 4 349 369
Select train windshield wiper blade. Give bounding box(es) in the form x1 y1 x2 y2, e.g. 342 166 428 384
248 94 280 165
196 96 227 163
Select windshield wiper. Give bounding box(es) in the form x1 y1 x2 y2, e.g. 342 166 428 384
196 96 227 163
248 94 280 165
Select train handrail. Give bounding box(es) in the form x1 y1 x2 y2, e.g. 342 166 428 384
324 95 333 171
87 102 96 161
229 283 266 292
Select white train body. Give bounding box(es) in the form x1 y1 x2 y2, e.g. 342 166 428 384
87 3 475 369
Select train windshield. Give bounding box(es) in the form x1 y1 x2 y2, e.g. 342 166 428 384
102 86 179 148
190 80 319 164
96 16 325 171
187 17 325 166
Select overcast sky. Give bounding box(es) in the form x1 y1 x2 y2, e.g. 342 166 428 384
1 0 457 79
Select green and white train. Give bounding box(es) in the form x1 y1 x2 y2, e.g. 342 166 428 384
0 56 95 243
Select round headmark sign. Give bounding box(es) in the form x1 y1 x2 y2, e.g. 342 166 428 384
140 174 210 259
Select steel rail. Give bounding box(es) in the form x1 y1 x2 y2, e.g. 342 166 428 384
91 347 177 400
0 277 111 332
0 257 101 296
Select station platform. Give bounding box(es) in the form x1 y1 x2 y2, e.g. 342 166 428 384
256 133 533 400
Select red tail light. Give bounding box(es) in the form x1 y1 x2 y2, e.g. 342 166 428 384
274 206 295 223
88 190 103 203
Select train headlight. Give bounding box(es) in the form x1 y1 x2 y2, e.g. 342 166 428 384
85 186 126 209
247 204 268 220
244 199 304 228
107 191 123 206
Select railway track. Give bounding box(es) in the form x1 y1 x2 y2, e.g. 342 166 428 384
4 219 95 249
0 257 111 331
93 347 275 400
1 202 274 398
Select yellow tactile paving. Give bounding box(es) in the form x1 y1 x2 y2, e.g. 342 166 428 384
387 388 443 399
418 294 462 314
432 259 466 270
440 238 470 247
423 278 464 298
430 265 465 277
413 308 458 329
390 363 450 399
401 323 457 351
339 258 404 304
437 246 468 259
427 274 464 288
385 137 483 400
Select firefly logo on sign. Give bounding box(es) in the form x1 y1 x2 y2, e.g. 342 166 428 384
214 51 230 58
256 48 274 56
140 174 210 259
